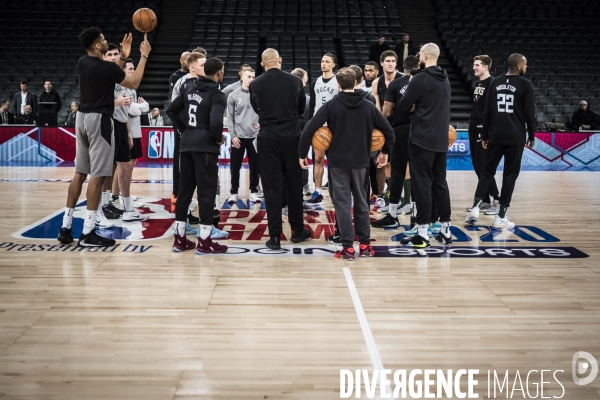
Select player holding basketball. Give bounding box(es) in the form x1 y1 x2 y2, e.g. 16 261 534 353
465 53 535 229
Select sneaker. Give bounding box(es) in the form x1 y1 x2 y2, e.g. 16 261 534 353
359 244 375 257
228 194 238 204
465 207 479 225
466 202 491 212
323 182 329 189
370 213 399 228
102 204 121 220
435 232 453 245
400 234 430 248
78 230 116 247
402 224 419 237
307 191 324 205
484 200 500 215
187 213 200 225
430 221 441 235
172 232 195 252
303 184 312 196
122 211 149 222
291 229 311 243
256 186 264 198
111 198 124 212
266 236 281 250
377 204 390 213
399 203 412 215
302 201 314 211
132 200 145 208
282 206 289 215
327 233 341 244
171 194 177 204
210 225 229 239
250 192 262 203
95 210 114 228
369 194 378 204
184 223 196 236
492 215 515 230
375 195 386 209
57 227 73 244
335 247 355 260
195 237 228 254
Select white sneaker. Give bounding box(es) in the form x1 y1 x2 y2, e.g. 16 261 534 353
122 211 149 222
302 201 314 211
484 200 500 215
256 186 264 198
95 209 114 228
282 206 289 215
377 204 390 213
303 184 312 196
492 215 515 229
250 192 262 203
132 200 145 208
112 198 124 211
465 207 479 225
399 203 412 215
228 194 238 204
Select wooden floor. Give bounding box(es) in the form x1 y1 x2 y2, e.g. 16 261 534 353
0 166 599 399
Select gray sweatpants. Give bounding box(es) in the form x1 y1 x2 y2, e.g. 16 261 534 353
329 167 371 248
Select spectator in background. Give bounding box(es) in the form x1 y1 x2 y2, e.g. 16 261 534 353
369 36 390 67
222 64 253 98
66 101 79 127
148 107 163 126
12 81 37 119
395 34 416 63
39 80 62 117
0 100 15 124
572 100 599 131
18 105 36 125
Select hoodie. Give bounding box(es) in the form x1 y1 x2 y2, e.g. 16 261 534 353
357 88 376 105
396 66 451 153
299 91 394 169
166 76 226 155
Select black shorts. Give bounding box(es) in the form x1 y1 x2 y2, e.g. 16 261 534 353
130 137 142 159
114 120 131 163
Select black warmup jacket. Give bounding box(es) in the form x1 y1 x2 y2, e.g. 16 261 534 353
166 77 226 154
299 91 394 169
396 66 451 153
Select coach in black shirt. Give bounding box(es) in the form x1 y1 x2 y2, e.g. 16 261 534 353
249 48 311 250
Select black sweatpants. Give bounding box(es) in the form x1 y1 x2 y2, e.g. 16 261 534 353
409 144 451 226
230 137 259 194
329 167 371 248
389 123 410 204
475 143 524 208
468 125 499 201
172 128 181 197
258 137 304 238
176 151 219 225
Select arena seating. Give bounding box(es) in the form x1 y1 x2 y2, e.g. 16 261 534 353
436 0 600 128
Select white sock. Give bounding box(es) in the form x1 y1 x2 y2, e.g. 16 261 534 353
62 207 74 229
389 203 399 218
199 224 211 240
82 209 97 235
175 221 186 237
417 224 428 240
123 196 133 212
103 191 110 205
441 221 451 238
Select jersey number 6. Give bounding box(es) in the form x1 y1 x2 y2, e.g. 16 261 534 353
188 104 197 127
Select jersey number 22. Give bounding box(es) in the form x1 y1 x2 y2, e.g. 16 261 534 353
497 94 514 113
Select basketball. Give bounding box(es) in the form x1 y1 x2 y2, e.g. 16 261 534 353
312 126 332 151
448 125 457 147
132 8 157 33
371 129 385 152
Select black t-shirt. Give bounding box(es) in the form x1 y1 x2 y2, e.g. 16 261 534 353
77 55 126 116
469 75 493 125
376 72 402 106
169 69 187 99
384 75 411 127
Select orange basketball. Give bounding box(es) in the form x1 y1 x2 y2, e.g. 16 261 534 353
448 125 457 147
312 126 332 151
371 129 385 152
132 8 157 33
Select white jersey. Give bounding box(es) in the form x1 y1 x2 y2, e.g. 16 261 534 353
313 75 339 114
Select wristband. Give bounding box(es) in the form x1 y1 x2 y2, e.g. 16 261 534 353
141 54 148 59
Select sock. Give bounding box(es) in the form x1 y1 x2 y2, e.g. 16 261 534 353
199 224 211 240
175 221 186 236
389 203 399 218
82 209 97 235
498 205 508 218
441 221 451 238
472 197 483 209
403 179 411 204
62 207 74 229
100 191 106 207
123 197 134 212
417 224 429 240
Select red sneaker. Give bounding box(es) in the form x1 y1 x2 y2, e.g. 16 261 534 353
335 247 355 261
196 237 228 255
172 233 195 252
359 244 375 257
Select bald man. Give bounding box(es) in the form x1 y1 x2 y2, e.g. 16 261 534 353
249 48 311 250
396 43 452 248
169 51 190 100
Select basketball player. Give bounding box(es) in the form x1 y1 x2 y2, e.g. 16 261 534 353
299 68 394 260
371 55 419 229
226 69 261 203
349 65 376 104
307 53 338 205
57 28 150 246
360 61 379 93
396 43 452 248
168 51 189 100
222 64 253 98
166 58 228 254
467 55 500 214
291 67 312 197
465 53 535 229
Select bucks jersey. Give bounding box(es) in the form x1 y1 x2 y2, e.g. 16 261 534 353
113 84 136 123
469 76 493 125
313 75 339 114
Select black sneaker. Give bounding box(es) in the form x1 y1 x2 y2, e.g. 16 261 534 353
77 230 116 247
400 234 430 248
103 204 123 218
57 227 73 244
435 233 453 245
327 233 341 244
291 229 312 243
322 182 329 189
266 236 281 250
187 213 200 225
370 213 400 228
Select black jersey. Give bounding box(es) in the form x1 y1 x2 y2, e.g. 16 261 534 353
384 75 411 127
469 76 493 126
482 75 536 145
376 72 402 106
